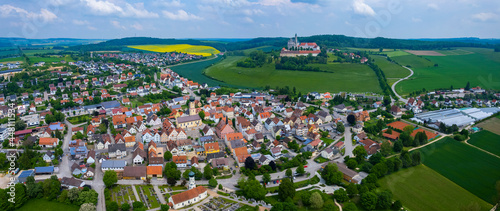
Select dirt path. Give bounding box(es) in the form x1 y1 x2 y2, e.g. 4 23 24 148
387 135 449 158
464 138 500 159
391 65 414 103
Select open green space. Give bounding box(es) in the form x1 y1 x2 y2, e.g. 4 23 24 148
242 46 280 54
0 57 23 62
387 78 399 86
372 55 411 78
379 165 492 211
22 49 62 56
17 199 80 211
468 130 500 156
435 49 474 55
320 137 335 146
170 55 237 88
67 115 91 124
28 55 75 64
204 56 382 93
417 137 500 203
395 48 500 95
383 50 411 57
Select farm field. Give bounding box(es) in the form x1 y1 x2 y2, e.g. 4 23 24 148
382 50 411 57
28 55 74 64
18 199 80 211
128 44 220 56
468 130 500 156
22 49 62 56
242 46 280 54
0 57 23 62
378 165 492 211
170 56 237 88
417 137 500 203
394 48 500 95
476 116 500 135
204 56 382 93
372 55 411 78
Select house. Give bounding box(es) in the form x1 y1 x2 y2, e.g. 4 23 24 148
169 186 208 209
176 115 202 129
359 139 380 156
390 105 402 116
271 147 282 157
86 150 96 164
202 125 215 136
132 148 147 164
321 148 338 159
316 110 332 123
60 177 85 189
39 137 59 148
147 166 163 178
42 151 55 163
123 166 147 180
211 158 228 170
172 155 188 168
204 142 220 154
108 144 127 158
101 160 127 171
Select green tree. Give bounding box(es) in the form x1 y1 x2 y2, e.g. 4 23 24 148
68 188 81 204
347 114 356 125
296 165 305 175
15 119 27 131
346 159 357 169
160 204 170 211
333 189 349 202
323 200 339 211
121 202 131 211
310 192 324 209
321 163 343 185
360 192 378 211
380 141 392 156
238 177 267 200
58 189 69 203
262 173 271 186
198 111 205 120
377 190 393 209
78 189 98 205
353 145 368 163
132 201 144 210
208 178 218 188
163 151 172 161
337 122 345 133
14 183 27 208
278 178 295 201
286 169 293 180
301 191 312 206
103 170 118 188
79 203 96 211
106 201 119 211
26 176 42 199
343 202 358 211
346 183 358 197
203 165 213 179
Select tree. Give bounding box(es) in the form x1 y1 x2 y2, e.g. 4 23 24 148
103 170 117 188
208 178 218 188
296 165 305 175
269 161 277 171
333 188 349 202
353 145 367 163
15 119 27 131
132 201 144 210
26 176 42 199
198 111 205 120
68 188 81 204
160 204 170 211
377 190 393 209
360 192 378 211
285 169 293 180
245 156 256 170
336 122 345 133
238 177 267 200
14 183 27 208
392 200 402 210
323 200 339 211
163 151 172 161
203 165 213 179
368 153 383 165
347 114 356 125
310 192 324 209
380 141 392 156
278 178 295 201
465 81 470 90
262 173 271 186
346 159 357 169
78 189 98 205
343 202 358 211
167 177 177 186
107 201 119 211
301 191 312 206
393 140 403 152
79 203 96 211
346 183 358 197
321 163 342 185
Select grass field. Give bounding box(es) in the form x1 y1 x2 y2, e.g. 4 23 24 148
476 117 500 135
435 49 474 55
372 55 411 78
468 130 500 156
417 137 500 203
22 49 62 56
383 50 411 57
170 56 237 87
67 115 91 124
28 55 74 64
128 44 220 56
18 199 80 211
379 165 492 211
242 46 280 54
0 56 23 62
394 48 500 95
204 56 382 93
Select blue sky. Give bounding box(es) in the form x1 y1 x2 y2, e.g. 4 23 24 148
0 0 499 39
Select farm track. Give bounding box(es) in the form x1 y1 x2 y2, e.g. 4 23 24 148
464 138 500 159
391 65 414 103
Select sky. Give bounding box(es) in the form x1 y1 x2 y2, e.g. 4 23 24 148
0 0 499 39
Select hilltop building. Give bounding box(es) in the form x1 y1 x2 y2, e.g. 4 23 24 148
281 33 321 57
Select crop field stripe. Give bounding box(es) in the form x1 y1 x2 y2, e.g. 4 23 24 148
417 137 500 203
128 44 220 57
467 130 500 156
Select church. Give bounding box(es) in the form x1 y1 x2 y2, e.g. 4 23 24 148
281 34 321 57
168 171 208 209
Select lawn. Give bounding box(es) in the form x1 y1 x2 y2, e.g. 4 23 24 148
320 137 335 146
18 199 80 211
372 55 411 78
0 56 23 62
128 44 220 57
67 115 91 124
22 49 62 56
204 55 382 93
394 48 500 95
416 137 500 203
378 165 492 211
468 130 500 156
383 50 411 57
314 156 329 163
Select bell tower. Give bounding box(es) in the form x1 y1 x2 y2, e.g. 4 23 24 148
188 171 196 190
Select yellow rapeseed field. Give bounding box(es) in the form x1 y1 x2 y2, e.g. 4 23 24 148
128 44 220 57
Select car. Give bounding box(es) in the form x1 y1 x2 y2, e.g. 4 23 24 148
304 165 308 168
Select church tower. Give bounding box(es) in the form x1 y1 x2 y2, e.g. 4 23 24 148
188 171 196 190
295 33 298 46
189 100 196 115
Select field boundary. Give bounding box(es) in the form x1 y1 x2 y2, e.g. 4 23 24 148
464 137 500 159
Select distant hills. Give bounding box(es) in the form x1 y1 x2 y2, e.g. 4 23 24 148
1 35 498 52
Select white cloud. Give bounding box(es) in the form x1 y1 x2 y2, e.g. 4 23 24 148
131 23 143 30
124 3 159 18
110 20 126 29
158 0 184 7
72 19 89 25
81 0 123 15
242 9 264 16
162 9 202 20
48 0 75 6
243 17 253 23
427 3 439 10
352 0 375 16
412 17 422 23
0 5 58 22
472 12 498 21
87 26 97 30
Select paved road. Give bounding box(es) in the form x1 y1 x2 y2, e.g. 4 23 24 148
391 65 414 103
343 126 354 158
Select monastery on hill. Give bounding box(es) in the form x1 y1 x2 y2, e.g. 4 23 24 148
280 34 321 57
